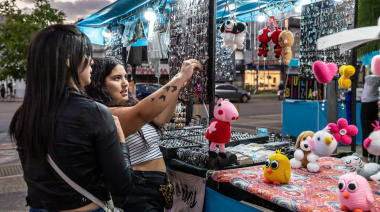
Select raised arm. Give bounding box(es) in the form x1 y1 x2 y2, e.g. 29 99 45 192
110 59 202 136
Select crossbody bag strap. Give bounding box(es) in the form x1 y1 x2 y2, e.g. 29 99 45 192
46 154 108 211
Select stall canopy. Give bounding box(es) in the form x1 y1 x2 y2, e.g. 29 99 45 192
76 0 299 45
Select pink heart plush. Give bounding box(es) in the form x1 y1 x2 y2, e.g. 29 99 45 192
312 61 338 84
371 55 380 77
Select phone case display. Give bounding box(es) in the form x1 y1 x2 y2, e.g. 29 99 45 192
104 25 125 61
168 0 209 103
215 24 236 82
299 0 355 79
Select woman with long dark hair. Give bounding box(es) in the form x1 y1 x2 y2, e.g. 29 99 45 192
9 25 133 212
85 57 202 211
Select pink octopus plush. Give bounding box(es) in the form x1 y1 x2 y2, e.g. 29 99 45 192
206 98 239 158
337 172 374 211
327 118 358 145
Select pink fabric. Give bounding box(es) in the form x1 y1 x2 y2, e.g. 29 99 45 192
327 118 358 145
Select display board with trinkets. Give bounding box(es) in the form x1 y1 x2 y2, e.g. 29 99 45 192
215 23 236 82
299 0 355 79
168 0 210 103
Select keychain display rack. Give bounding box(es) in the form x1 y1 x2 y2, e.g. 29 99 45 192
168 0 211 103
215 23 236 82
299 0 355 79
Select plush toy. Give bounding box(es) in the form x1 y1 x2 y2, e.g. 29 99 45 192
278 30 294 65
337 172 374 212
364 121 380 156
371 55 380 77
206 98 239 158
271 28 283 59
342 153 380 181
312 61 338 84
327 118 358 145
220 20 236 52
338 65 356 89
290 131 320 172
234 21 247 50
370 172 380 194
257 28 271 57
309 128 338 157
263 149 291 184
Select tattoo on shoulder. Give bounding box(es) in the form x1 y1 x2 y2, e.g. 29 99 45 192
159 95 166 101
151 98 155 102
164 86 170 91
171 86 177 92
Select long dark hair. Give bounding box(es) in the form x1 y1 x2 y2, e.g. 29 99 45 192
85 57 160 145
9 24 92 162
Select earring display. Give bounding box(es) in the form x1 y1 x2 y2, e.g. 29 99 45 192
168 0 210 103
163 102 187 130
299 0 355 79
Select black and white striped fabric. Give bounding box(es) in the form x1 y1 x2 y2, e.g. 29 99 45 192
125 124 163 166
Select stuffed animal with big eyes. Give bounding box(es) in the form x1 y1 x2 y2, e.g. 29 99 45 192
337 172 374 212
257 28 272 57
234 21 247 50
220 20 236 52
271 29 283 59
206 98 239 158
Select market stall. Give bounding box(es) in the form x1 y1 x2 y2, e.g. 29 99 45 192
76 0 380 211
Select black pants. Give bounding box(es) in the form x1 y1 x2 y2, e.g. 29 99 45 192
122 171 166 212
360 101 379 157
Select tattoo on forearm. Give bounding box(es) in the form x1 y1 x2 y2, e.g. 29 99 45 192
151 98 155 102
164 86 170 92
159 95 166 101
171 86 177 92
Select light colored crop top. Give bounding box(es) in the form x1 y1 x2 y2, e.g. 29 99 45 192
124 124 163 166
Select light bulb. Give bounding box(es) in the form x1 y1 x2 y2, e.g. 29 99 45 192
144 8 156 21
295 4 302 13
257 15 266 22
102 28 111 38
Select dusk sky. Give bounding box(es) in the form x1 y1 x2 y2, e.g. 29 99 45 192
1 0 117 23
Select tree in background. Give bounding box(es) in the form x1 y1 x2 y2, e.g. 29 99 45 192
0 0 65 80
357 0 380 57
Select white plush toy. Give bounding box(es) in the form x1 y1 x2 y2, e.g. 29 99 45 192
364 121 380 156
309 129 338 157
370 172 380 194
234 21 246 50
290 131 320 172
220 19 236 52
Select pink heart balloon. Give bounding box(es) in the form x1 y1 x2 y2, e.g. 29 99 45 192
312 61 338 84
371 55 380 77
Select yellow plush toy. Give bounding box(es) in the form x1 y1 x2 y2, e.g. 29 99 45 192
263 149 291 184
278 30 294 65
338 65 355 89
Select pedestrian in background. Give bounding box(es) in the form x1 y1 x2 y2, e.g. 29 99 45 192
0 84 5 101
85 57 202 211
9 24 133 212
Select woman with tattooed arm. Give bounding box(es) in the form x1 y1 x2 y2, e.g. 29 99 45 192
85 57 202 212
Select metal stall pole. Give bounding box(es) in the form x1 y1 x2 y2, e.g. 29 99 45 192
207 0 216 120
350 0 359 153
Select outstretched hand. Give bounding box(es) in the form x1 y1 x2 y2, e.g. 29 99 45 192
180 59 203 87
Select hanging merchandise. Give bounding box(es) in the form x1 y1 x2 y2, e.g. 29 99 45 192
257 24 272 57
233 21 247 50
168 0 210 103
299 0 356 79
278 18 294 65
220 19 237 52
271 21 282 59
104 24 125 62
215 23 235 82
312 61 338 84
371 55 380 77
338 65 355 89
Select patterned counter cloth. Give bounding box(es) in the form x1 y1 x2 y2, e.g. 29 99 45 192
211 157 380 212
